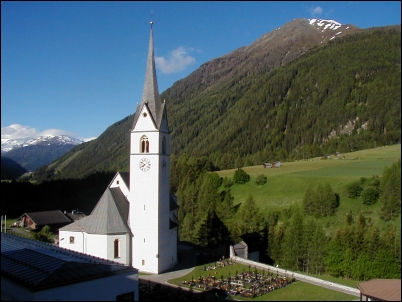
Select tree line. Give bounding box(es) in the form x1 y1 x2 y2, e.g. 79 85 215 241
173 156 401 280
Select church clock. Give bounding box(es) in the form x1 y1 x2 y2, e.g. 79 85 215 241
139 158 151 171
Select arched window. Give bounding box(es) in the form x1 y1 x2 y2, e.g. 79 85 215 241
114 239 120 258
162 136 166 154
140 136 149 153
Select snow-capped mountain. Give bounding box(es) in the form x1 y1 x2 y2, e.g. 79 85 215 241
1 135 84 153
1 135 85 172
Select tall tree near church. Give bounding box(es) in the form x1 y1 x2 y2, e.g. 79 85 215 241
236 194 263 235
195 210 230 248
380 160 401 220
325 229 344 277
270 222 286 266
302 184 315 215
196 172 221 219
308 224 327 274
281 206 305 271
177 177 199 241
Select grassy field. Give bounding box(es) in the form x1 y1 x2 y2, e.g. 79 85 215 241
216 144 401 234
168 262 358 301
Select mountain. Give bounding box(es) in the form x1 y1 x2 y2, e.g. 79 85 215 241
1 156 28 180
2 135 84 172
33 19 401 182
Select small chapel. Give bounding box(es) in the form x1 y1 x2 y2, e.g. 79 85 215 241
59 22 178 274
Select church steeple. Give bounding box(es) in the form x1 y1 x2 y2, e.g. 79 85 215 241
132 21 165 130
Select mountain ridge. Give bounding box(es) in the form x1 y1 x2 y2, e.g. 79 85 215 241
29 18 401 182
2 135 84 172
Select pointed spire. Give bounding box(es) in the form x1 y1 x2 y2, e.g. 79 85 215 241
132 21 165 130
141 21 162 122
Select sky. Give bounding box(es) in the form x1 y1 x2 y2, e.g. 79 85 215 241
1 1 401 142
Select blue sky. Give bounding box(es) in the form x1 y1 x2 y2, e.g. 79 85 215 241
1 1 400 142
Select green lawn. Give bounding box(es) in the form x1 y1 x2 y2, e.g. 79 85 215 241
216 144 401 234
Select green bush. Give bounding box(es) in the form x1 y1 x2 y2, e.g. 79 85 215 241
346 181 363 199
361 186 380 205
255 174 268 186
233 168 250 184
222 176 234 188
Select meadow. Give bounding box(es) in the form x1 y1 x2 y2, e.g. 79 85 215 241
216 144 401 234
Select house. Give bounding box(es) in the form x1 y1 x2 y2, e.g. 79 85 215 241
63 210 85 222
273 161 281 167
15 210 73 232
1 233 138 301
357 279 401 301
59 22 178 275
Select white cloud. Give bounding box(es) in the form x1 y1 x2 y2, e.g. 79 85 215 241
309 6 323 17
1 124 83 140
155 47 196 74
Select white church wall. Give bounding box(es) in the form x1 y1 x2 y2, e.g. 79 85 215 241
85 233 108 259
110 173 130 197
106 233 130 265
134 107 157 132
59 230 84 254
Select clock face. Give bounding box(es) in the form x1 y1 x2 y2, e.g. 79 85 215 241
139 158 151 171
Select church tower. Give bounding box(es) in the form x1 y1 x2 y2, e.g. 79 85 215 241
129 22 178 274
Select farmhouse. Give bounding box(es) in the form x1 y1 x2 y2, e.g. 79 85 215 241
15 210 74 232
1 233 139 301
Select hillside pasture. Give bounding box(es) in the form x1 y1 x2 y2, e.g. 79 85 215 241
216 144 401 233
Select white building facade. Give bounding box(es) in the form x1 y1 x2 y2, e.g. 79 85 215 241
59 22 178 274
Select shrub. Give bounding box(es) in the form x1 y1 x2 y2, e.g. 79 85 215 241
346 181 363 199
255 174 267 186
361 186 380 205
233 168 250 184
222 176 234 188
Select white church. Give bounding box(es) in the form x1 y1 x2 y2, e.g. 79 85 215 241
59 22 178 274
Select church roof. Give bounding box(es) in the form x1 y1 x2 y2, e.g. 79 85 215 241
132 22 166 130
59 187 130 235
1 233 136 291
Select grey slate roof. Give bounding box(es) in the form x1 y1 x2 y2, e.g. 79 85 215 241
59 187 131 235
17 210 72 226
132 23 166 130
1 233 136 291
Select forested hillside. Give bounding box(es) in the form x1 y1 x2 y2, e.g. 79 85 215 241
165 27 400 168
33 24 400 182
1 157 28 180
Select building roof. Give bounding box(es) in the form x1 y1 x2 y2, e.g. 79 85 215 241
64 211 86 222
59 187 131 234
357 279 401 301
1 233 137 291
233 241 247 250
132 22 165 130
17 210 71 226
